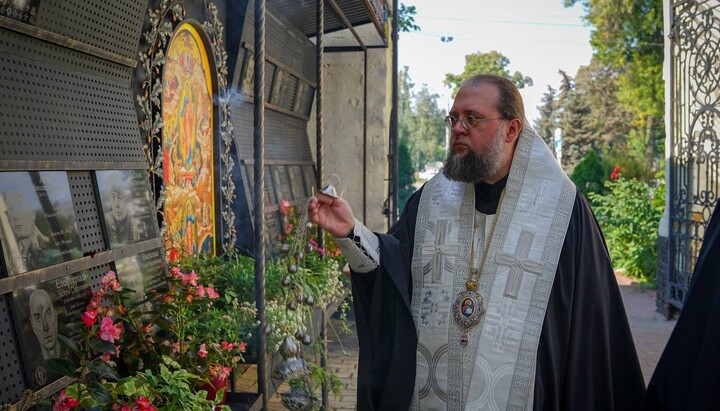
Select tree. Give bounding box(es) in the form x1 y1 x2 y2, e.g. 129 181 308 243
534 85 558 154
398 67 446 173
397 138 416 213
556 71 594 171
573 58 632 149
564 0 664 167
408 85 446 170
398 3 420 32
443 51 533 96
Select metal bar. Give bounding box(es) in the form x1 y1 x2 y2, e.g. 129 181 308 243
243 159 316 166
363 49 368 223
241 42 317 87
327 0 367 50
361 0 388 45
7 376 76 410
0 16 137 68
253 0 269 408
0 161 147 171
231 93 312 120
0 238 162 295
324 45 387 52
390 0 399 225
665 0 676 318
315 0 329 408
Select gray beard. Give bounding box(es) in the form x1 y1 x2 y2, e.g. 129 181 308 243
442 131 505 183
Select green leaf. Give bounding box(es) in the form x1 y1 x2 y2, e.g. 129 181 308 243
45 358 77 376
57 334 80 355
92 340 117 354
87 381 113 404
88 359 120 381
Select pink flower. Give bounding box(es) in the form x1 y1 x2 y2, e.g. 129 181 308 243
181 271 199 286
101 352 112 362
101 271 122 291
88 291 103 309
198 343 208 358
81 309 98 327
172 341 181 354
210 365 232 380
111 405 132 411
135 397 157 411
280 199 291 216
99 317 123 343
169 267 182 278
238 342 247 353
206 287 219 299
53 390 80 411
194 285 206 297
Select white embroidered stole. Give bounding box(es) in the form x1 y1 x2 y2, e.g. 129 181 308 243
410 130 576 410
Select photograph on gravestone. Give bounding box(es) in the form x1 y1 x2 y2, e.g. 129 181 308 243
0 171 82 276
0 0 41 25
95 170 156 250
162 22 216 262
114 247 166 314
11 270 90 390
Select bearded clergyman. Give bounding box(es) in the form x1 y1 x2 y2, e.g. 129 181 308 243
309 74 645 410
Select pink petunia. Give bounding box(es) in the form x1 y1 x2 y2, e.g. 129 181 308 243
205 287 219 299
53 390 80 411
194 285 206 297
99 317 123 343
198 343 208 358
81 309 98 327
135 397 157 411
181 271 200 286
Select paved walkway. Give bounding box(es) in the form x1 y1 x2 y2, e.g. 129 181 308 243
237 273 677 409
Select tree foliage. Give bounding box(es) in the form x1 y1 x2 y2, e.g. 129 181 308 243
398 3 420 33
397 138 416 213
444 51 533 96
399 67 447 172
534 85 558 154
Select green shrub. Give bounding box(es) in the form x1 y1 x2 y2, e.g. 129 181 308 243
589 178 665 285
570 150 607 200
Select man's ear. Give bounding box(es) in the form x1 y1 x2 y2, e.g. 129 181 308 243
505 118 523 143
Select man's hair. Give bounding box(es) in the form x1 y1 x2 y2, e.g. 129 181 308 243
460 74 527 125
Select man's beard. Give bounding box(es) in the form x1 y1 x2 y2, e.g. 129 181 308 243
443 128 505 183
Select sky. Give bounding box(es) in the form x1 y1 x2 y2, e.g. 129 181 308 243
398 0 595 123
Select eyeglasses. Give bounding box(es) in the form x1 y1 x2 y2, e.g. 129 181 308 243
444 114 505 130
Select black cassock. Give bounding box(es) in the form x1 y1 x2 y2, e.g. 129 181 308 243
644 199 720 411
349 177 645 410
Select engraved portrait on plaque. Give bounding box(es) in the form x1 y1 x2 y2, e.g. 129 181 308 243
0 171 82 275
11 271 90 390
95 170 156 249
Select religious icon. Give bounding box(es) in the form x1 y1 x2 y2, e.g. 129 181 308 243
462 298 474 317
162 22 216 262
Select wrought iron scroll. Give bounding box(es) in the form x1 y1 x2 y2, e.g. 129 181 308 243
667 0 720 309
136 0 236 254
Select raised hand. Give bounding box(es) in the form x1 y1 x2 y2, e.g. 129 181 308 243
307 192 355 238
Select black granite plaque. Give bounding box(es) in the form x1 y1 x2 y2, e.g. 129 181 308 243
95 170 156 249
0 0 41 25
0 171 83 275
12 271 90 390
114 247 166 311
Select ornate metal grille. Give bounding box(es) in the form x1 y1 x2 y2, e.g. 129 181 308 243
667 0 720 309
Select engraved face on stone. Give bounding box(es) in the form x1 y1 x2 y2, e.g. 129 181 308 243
29 289 59 359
